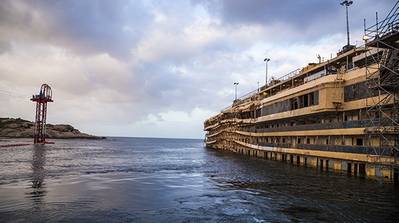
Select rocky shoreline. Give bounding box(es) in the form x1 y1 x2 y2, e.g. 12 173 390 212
0 118 104 139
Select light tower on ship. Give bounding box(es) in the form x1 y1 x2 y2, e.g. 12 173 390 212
341 0 355 52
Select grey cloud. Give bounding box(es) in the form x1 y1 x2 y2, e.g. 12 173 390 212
0 41 11 54
0 0 152 58
198 0 396 41
205 0 337 26
134 49 258 113
1 0 397 138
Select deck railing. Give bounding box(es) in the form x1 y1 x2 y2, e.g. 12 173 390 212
222 68 303 112
242 120 377 133
258 142 392 156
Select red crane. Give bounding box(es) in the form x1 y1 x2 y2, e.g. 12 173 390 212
31 84 53 144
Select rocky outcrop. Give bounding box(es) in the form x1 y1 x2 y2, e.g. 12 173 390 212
0 118 103 139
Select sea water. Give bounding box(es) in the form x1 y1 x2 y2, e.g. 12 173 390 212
0 137 398 222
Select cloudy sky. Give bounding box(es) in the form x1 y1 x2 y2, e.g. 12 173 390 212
0 0 395 138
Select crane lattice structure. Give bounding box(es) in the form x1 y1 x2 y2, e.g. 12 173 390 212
30 84 53 144
364 1 399 163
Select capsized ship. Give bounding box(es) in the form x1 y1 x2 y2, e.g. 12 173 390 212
204 4 399 182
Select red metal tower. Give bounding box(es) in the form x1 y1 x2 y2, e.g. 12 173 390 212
31 84 53 144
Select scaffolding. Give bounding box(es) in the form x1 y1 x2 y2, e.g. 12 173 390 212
364 1 399 162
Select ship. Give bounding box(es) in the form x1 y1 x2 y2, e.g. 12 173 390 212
204 2 399 182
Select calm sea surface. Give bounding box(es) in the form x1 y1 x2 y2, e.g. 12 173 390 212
0 137 398 222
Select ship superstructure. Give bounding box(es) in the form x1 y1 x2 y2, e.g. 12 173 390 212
204 3 399 182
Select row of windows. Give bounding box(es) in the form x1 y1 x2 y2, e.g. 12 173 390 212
240 136 366 146
217 79 381 121
260 91 319 116
222 91 320 119
344 81 379 102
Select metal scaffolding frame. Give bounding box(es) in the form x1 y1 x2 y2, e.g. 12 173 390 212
364 1 399 160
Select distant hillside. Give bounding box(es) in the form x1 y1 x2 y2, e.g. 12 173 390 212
0 118 103 139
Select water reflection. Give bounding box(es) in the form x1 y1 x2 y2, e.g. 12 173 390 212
29 145 47 200
0 138 397 222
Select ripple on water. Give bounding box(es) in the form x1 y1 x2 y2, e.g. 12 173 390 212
0 138 398 222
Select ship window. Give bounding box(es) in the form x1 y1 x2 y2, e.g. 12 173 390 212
356 138 363 146
344 81 378 102
313 91 319 105
309 92 315 105
304 94 309 107
375 111 380 118
260 90 319 116
307 138 310 144
299 96 304 108
297 138 301 144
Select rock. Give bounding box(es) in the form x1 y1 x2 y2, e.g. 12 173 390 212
0 117 103 139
